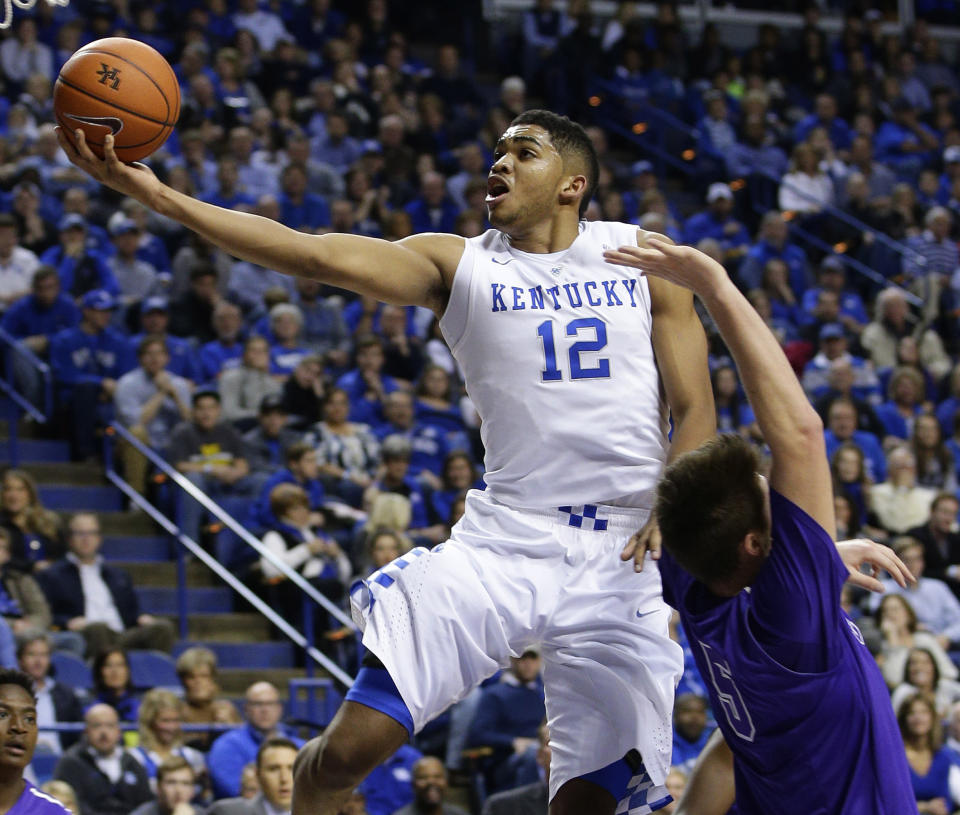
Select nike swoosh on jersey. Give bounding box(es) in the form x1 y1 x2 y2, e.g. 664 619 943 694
64 113 124 135
636 609 654 618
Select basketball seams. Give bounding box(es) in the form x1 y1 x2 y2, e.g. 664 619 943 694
60 46 176 123
55 77 172 128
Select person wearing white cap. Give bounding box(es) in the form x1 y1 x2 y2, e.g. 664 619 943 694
681 184 750 262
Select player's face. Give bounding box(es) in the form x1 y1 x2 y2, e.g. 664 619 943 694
0 685 37 771
487 125 566 233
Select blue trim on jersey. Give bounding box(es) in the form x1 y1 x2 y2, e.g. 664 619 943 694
579 756 633 800
374 573 395 589
345 667 414 738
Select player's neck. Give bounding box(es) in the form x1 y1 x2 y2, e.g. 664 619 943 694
0 773 25 813
504 214 580 254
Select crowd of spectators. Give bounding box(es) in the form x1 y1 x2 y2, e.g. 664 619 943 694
5 0 960 812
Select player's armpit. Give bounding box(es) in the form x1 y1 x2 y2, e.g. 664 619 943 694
647 274 716 463
674 729 735 815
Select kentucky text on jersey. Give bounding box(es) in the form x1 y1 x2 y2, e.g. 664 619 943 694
489 278 642 312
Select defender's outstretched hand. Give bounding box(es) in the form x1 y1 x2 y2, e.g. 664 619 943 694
835 538 915 593
622 515 661 573
55 128 161 205
604 239 727 298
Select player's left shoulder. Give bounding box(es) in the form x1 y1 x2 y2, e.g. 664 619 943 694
22 782 72 813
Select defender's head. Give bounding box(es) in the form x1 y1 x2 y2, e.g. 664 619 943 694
656 434 772 596
487 110 599 231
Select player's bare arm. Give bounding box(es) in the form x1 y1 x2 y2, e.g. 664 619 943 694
673 729 735 815
605 240 834 535
621 231 716 571
56 129 463 313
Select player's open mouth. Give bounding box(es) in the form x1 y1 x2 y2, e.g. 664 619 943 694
4 743 25 756
486 175 510 205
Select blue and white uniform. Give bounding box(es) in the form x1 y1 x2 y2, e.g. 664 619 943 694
350 222 682 808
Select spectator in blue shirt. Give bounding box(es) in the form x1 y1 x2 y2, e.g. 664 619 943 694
824 396 888 484
268 303 309 377
467 648 546 793
876 366 927 441
50 289 133 460
874 97 940 179
376 390 452 484
671 693 714 775
251 441 326 532
682 183 751 264
738 210 811 298
404 171 460 235
198 301 245 382
336 334 399 426
358 743 423 815
201 157 257 211
41 214 119 300
278 164 330 231
800 256 869 337
312 111 362 174
129 296 200 382
207 681 303 799
802 322 880 404
1 265 79 412
794 92 853 153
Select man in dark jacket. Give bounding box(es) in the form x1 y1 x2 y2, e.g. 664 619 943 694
54 703 152 815
908 492 960 599
37 512 174 657
481 723 549 815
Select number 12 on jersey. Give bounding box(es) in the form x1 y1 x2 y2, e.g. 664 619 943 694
537 317 610 381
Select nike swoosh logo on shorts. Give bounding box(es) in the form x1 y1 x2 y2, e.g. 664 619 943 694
492 257 513 265
64 113 124 135
636 609 653 618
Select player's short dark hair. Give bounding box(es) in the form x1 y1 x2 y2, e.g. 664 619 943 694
509 110 599 218
0 668 37 703
256 736 299 768
655 434 768 586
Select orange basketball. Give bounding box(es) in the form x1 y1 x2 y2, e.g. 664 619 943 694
53 37 180 163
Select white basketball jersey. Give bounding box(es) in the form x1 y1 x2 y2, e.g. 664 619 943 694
440 221 670 510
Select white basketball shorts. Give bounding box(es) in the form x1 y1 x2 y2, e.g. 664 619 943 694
349 488 683 800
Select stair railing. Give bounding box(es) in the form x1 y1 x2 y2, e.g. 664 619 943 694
103 422 356 688
0 326 53 466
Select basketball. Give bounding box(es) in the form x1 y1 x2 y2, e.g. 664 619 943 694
53 37 180 163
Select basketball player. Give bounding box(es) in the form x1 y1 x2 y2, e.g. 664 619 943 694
57 111 716 815
0 668 72 814
603 239 918 813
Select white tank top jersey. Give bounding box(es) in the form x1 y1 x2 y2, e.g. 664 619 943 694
439 220 670 511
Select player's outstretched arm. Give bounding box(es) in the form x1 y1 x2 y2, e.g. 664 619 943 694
673 729 735 815
56 129 461 311
604 240 833 535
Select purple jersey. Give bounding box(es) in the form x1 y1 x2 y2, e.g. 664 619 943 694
9 780 72 814
659 489 917 815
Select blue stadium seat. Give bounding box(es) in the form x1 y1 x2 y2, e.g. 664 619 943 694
128 649 180 691
287 678 343 732
50 651 92 691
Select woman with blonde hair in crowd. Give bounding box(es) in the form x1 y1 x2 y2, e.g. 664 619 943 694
363 528 410 577
132 688 207 795
0 469 64 571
